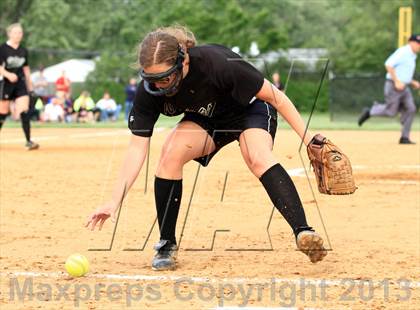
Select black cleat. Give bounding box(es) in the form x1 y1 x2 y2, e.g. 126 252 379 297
25 141 40 150
151 240 177 271
399 137 416 144
358 107 371 126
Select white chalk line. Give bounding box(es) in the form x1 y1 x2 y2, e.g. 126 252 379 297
212 307 325 310
288 165 420 177
1 271 419 288
357 180 419 185
0 130 127 144
69 130 129 138
352 165 420 170
0 135 61 143
289 166 419 185
0 128 166 144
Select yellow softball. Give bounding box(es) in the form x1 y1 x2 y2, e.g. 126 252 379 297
65 253 89 277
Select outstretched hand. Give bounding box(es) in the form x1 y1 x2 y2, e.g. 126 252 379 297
85 202 118 231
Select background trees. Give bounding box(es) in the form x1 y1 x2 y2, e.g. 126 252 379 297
0 0 417 108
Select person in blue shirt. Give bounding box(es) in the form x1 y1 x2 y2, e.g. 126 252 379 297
358 34 420 144
124 78 137 121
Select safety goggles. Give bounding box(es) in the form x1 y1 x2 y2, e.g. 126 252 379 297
139 47 185 96
140 65 179 84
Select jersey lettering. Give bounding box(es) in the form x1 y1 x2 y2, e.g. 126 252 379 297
7 56 26 69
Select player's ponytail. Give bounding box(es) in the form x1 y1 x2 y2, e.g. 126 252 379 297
156 25 196 50
137 25 196 69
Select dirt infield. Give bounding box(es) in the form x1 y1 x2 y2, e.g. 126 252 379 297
0 127 419 310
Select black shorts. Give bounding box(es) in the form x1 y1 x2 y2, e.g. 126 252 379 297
1 79 28 100
179 99 278 166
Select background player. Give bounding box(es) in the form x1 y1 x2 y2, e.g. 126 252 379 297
0 23 39 150
86 26 328 270
272 71 285 91
358 34 420 144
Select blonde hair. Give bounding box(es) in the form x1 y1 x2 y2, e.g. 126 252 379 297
155 25 196 49
6 23 23 35
137 25 196 69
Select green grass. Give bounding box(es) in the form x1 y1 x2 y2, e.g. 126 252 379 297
3 113 419 131
283 113 420 131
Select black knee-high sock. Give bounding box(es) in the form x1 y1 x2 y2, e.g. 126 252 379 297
260 163 312 236
20 111 31 142
154 176 182 244
0 113 7 130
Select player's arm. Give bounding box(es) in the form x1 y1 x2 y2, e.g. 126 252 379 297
256 78 312 145
385 65 398 82
0 53 5 77
385 65 405 90
86 135 150 230
111 135 149 204
23 66 33 92
0 64 18 83
384 49 405 91
410 79 420 89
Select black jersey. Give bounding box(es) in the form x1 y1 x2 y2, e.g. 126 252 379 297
129 44 264 137
0 43 29 79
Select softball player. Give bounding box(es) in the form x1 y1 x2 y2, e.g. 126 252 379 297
0 23 39 150
86 26 327 270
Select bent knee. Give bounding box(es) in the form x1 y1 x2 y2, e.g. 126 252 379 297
156 146 194 178
384 110 398 117
158 144 194 168
243 151 276 177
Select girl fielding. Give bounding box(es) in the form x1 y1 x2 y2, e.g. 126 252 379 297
86 26 327 270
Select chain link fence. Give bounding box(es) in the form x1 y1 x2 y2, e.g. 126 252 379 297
329 74 420 121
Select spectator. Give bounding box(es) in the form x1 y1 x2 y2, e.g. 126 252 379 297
272 72 284 91
55 70 71 97
63 93 74 123
42 97 64 122
32 97 44 121
32 66 49 103
124 78 137 120
73 91 95 123
96 91 121 122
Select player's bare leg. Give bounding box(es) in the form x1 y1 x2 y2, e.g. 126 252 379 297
0 100 10 130
156 121 216 179
14 95 39 150
239 128 327 263
152 121 216 270
239 128 276 178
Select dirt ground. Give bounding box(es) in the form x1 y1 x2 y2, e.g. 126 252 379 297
0 127 419 310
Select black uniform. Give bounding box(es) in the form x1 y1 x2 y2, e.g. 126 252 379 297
0 42 29 100
129 44 277 166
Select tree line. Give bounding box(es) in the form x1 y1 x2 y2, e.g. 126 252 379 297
0 0 417 107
